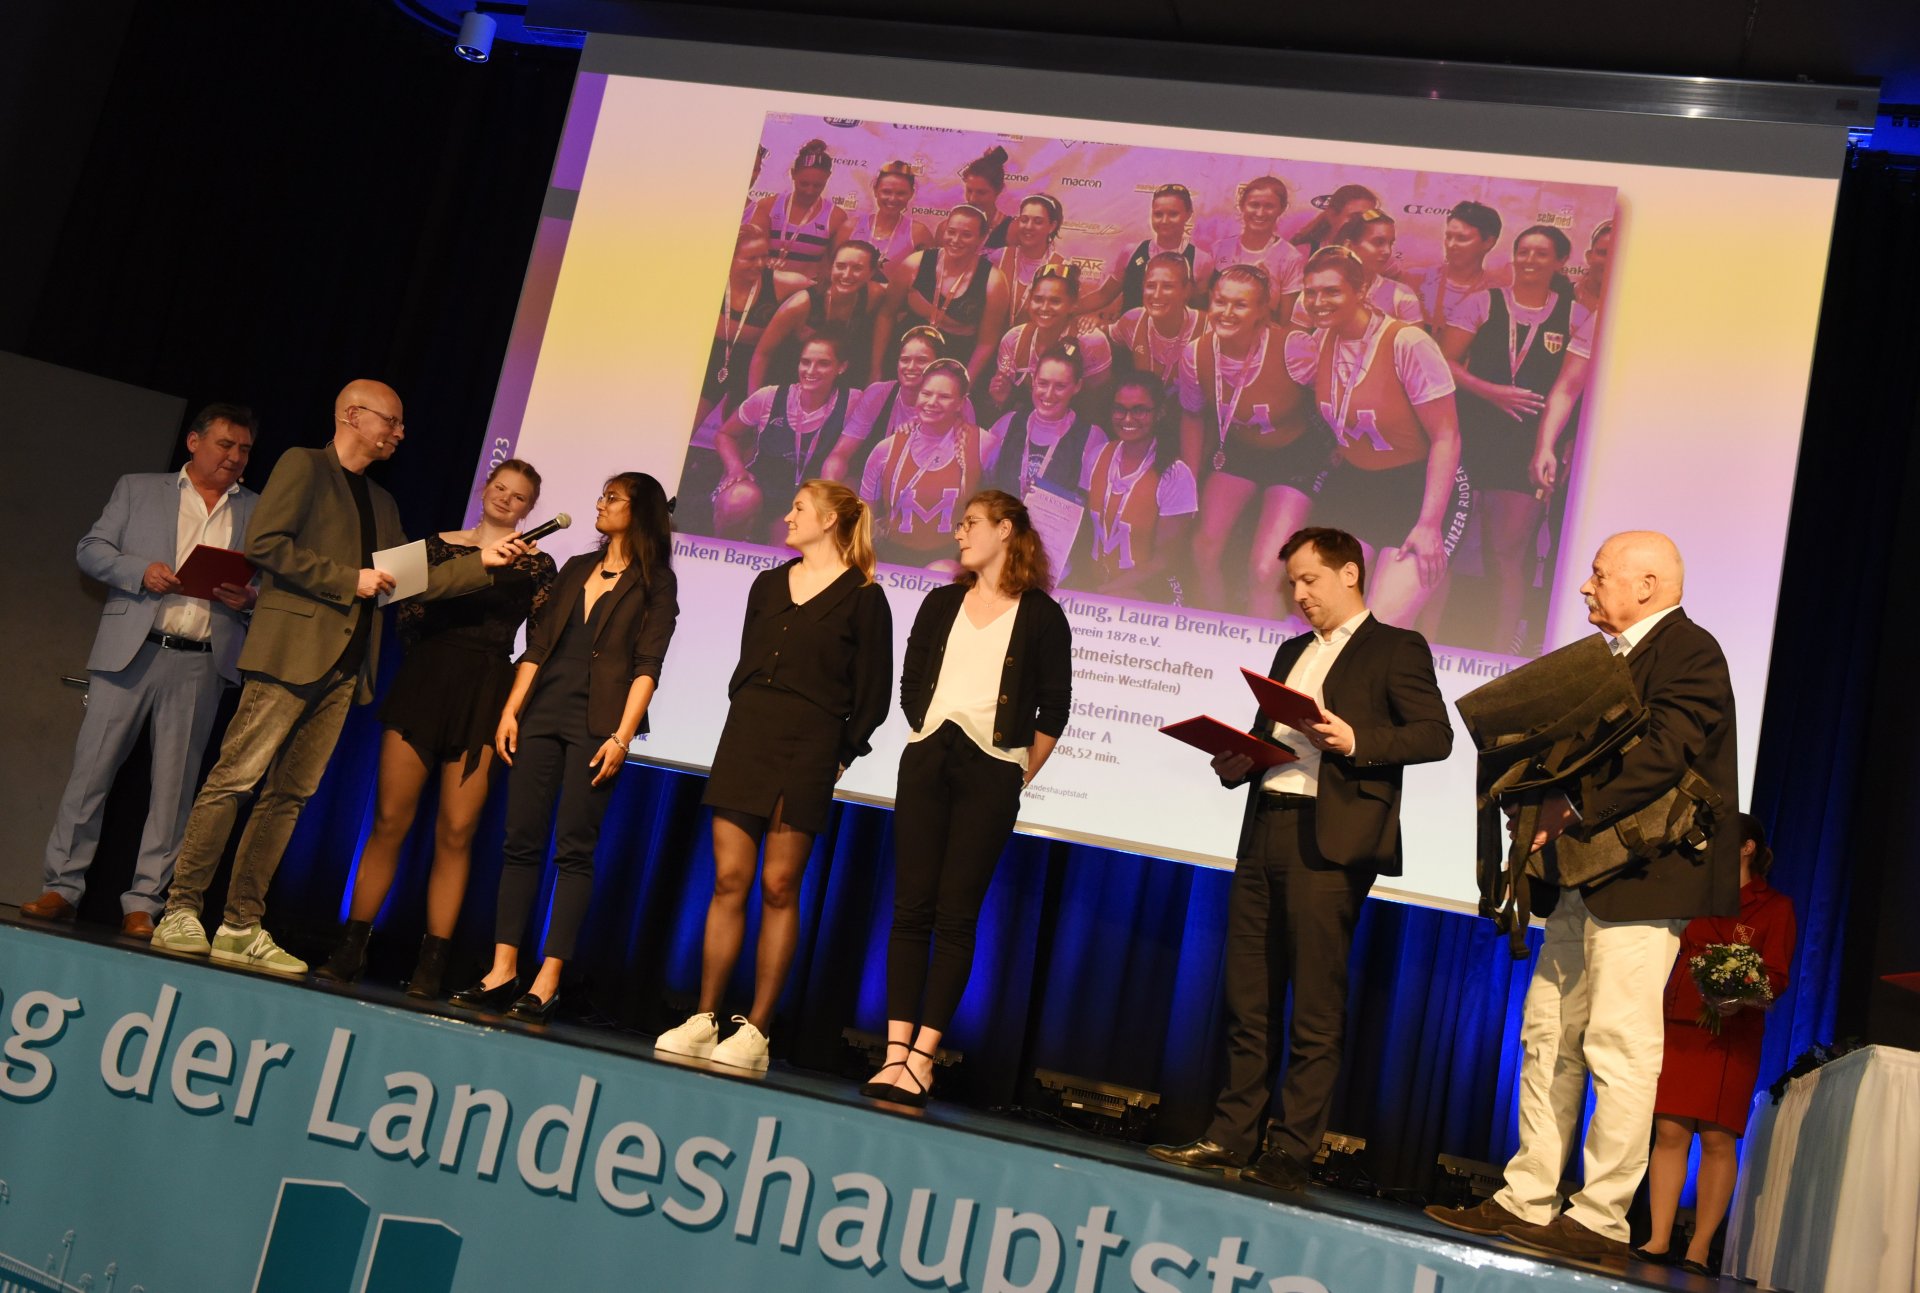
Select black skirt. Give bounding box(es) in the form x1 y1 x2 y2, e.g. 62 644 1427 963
379 638 516 774
702 682 844 835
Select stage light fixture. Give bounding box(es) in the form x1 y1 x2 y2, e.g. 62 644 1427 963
454 11 496 63
1032 1068 1161 1137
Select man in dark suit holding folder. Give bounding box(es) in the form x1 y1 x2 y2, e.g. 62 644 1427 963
1151 526 1451 1189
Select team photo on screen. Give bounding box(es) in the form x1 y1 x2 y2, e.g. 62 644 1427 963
675 116 1619 659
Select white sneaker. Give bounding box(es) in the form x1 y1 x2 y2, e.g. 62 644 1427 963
654 1011 719 1059
710 1016 770 1072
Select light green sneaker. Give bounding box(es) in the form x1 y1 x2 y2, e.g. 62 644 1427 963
151 909 210 957
209 925 309 976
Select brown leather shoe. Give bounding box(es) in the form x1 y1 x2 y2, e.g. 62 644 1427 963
1425 1197 1527 1236
19 892 76 921
120 912 156 940
1500 1213 1630 1262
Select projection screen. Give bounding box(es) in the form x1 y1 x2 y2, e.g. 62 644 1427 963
472 25 1861 910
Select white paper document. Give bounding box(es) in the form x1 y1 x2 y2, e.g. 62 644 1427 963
372 539 429 606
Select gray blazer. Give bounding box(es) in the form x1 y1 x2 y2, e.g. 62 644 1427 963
241 442 487 702
77 471 260 683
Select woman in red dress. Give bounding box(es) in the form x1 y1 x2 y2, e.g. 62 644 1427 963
1636 813 1797 1275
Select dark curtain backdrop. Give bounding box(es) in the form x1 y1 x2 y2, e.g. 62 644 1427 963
18 0 1918 1198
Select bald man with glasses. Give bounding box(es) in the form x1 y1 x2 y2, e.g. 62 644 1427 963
153 380 526 974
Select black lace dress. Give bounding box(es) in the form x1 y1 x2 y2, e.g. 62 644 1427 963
379 535 556 773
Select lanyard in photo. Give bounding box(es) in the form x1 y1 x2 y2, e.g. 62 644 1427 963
1099 441 1157 540
1324 310 1392 437
1211 327 1270 468
1019 412 1074 497
932 256 978 332
886 423 965 518
1133 308 1197 381
1505 290 1547 383
1429 269 1485 329
715 276 762 386
771 192 821 269
1002 247 1049 317
785 388 841 488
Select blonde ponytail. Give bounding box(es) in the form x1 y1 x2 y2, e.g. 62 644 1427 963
804 478 877 585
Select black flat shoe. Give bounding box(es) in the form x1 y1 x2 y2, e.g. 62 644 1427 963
1678 1259 1712 1277
1147 1139 1248 1172
506 989 560 1023
448 977 521 1011
1629 1244 1677 1265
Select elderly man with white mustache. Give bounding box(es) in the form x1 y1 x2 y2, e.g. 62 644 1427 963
1427 530 1741 1265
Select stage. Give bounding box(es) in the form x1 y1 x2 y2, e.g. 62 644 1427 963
0 913 1743 1293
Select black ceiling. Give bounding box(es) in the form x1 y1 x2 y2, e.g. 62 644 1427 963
415 0 1920 100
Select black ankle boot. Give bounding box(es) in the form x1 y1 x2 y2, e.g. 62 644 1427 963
316 920 372 983
405 935 451 1000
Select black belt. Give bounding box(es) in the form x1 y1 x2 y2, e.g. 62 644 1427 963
146 630 212 653
1257 791 1317 812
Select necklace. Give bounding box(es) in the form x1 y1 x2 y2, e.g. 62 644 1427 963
715 275 762 386
1209 327 1270 471
932 255 977 332
770 192 822 270
1323 309 1390 445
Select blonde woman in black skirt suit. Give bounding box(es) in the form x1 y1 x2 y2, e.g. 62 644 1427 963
656 479 893 1070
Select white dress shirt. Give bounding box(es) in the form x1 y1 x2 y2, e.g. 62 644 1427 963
157 467 240 642
1608 604 1679 657
1261 609 1370 798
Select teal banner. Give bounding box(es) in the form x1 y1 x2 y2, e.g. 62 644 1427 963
2 926 1599 1292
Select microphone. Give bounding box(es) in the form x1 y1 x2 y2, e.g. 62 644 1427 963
516 513 572 544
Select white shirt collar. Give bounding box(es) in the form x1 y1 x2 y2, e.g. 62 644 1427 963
177 464 240 498
1610 604 1680 655
1314 608 1371 645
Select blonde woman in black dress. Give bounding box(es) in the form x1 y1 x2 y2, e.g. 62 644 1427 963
657 480 892 1069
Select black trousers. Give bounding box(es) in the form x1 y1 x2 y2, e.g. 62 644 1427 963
1206 796 1375 1161
494 728 615 961
886 722 1026 1032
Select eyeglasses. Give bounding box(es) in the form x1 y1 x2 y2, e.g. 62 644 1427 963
1111 404 1158 420
954 516 988 533
597 492 630 507
347 406 404 432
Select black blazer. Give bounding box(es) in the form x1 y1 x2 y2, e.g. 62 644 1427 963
900 583 1072 749
728 560 895 767
519 550 679 737
1232 614 1452 873
1559 609 1740 923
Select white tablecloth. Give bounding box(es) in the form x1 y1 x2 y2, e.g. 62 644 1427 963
1726 1043 1920 1292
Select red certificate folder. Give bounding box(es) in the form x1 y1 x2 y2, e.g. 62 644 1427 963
1241 667 1325 732
1159 716 1298 769
173 545 256 600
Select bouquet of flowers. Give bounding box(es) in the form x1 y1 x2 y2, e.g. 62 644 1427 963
1688 942 1772 1035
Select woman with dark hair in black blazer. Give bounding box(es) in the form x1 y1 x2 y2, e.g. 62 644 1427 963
863 488 1072 1105
450 472 679 1023
656 478 893 1071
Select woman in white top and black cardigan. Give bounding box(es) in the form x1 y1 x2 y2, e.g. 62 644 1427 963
864 489 1072 1105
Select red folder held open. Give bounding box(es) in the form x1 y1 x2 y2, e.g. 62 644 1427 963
1241 667 1325 731
174 545 256 600
1159 716 1298 769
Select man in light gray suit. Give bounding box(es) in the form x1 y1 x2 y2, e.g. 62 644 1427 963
23 405 261 938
